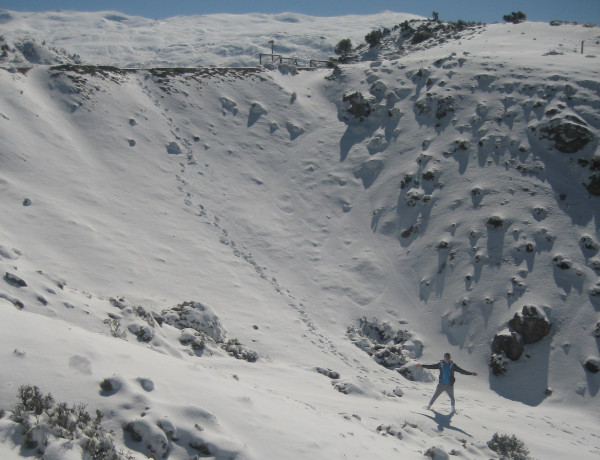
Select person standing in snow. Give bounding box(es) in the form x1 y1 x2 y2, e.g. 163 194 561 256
416 353 477 412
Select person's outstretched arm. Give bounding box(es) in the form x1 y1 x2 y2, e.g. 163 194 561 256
416 363 440 370
453 364 477 376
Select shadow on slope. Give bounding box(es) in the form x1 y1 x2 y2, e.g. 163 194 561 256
489 340 551 406
416 410 472 437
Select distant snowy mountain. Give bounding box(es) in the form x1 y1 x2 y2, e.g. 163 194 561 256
0 9 422 67
0 9 599 460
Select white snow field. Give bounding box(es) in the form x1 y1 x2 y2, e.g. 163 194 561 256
0 9 599 460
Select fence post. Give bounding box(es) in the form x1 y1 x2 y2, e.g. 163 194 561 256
581 40 584 54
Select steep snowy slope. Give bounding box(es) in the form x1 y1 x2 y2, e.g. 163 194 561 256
0 13 599 460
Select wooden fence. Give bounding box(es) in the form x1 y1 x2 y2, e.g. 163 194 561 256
259 54 333 68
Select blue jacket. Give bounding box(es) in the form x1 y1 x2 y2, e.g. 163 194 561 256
422 360 472 385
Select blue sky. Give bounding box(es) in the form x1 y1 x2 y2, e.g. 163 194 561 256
2 0 600 25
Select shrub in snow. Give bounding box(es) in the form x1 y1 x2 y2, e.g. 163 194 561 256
334 38 352 56
9 385 132 459
404 190 426 207
332 380 363 395
340 91 373 120
487 432 531 459
189 439 212 455
393 387 404 397
552 254 572 269
436 96 454 120
127 321 154 342
486 216 505 229
179 328 207 351
503 12 527 24
425 446 450 459
166 141 182 155
13 385 54 417
104 317 127 339
590 259 600 275
109 297 129 310
376 424 403 439
589 283 600 306
137 377 155 392
347 317 423 374
412 27 434 45
316 367 341 379
278 63 298 75
584 356 600 373
365 29 383 47
490 352 510 376
131 305 157 326
221 338 259 362
124 418 169 458
99 375 125 395
4 271 27 287
586 174 600 196
415 93 455 120
580 235 600 254
157 418 177 440
161 301 226 342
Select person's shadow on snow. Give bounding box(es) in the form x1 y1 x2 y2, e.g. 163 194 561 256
418 410 472 437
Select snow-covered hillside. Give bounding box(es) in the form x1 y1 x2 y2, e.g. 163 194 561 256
0 10 599 460
0 9 422 67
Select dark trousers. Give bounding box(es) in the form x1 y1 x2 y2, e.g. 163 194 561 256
429 383 455 407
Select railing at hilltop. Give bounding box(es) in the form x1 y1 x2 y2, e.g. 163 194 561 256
259 53 333 68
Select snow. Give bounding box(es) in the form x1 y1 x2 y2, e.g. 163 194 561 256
0 8 600 460
0 10 422 67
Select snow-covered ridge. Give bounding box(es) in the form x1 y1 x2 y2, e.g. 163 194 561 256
0 10 599 460
0 9 423 67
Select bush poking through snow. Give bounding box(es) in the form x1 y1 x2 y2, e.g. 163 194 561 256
425 446 449 459
221 338 259 362
584 356 600 373
334 38 352 56
503 12 526 24
377 424 403 439
99 376 124 395
161 301 227 342
347 317 423 375
316 367 341 379
9 385 133 459
124 418 169 458
365 29 383 47
103 317 127 339
14 385 54 416
490 353 510 376
487 216 505 229
4 272 27 287
487 433 531 459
